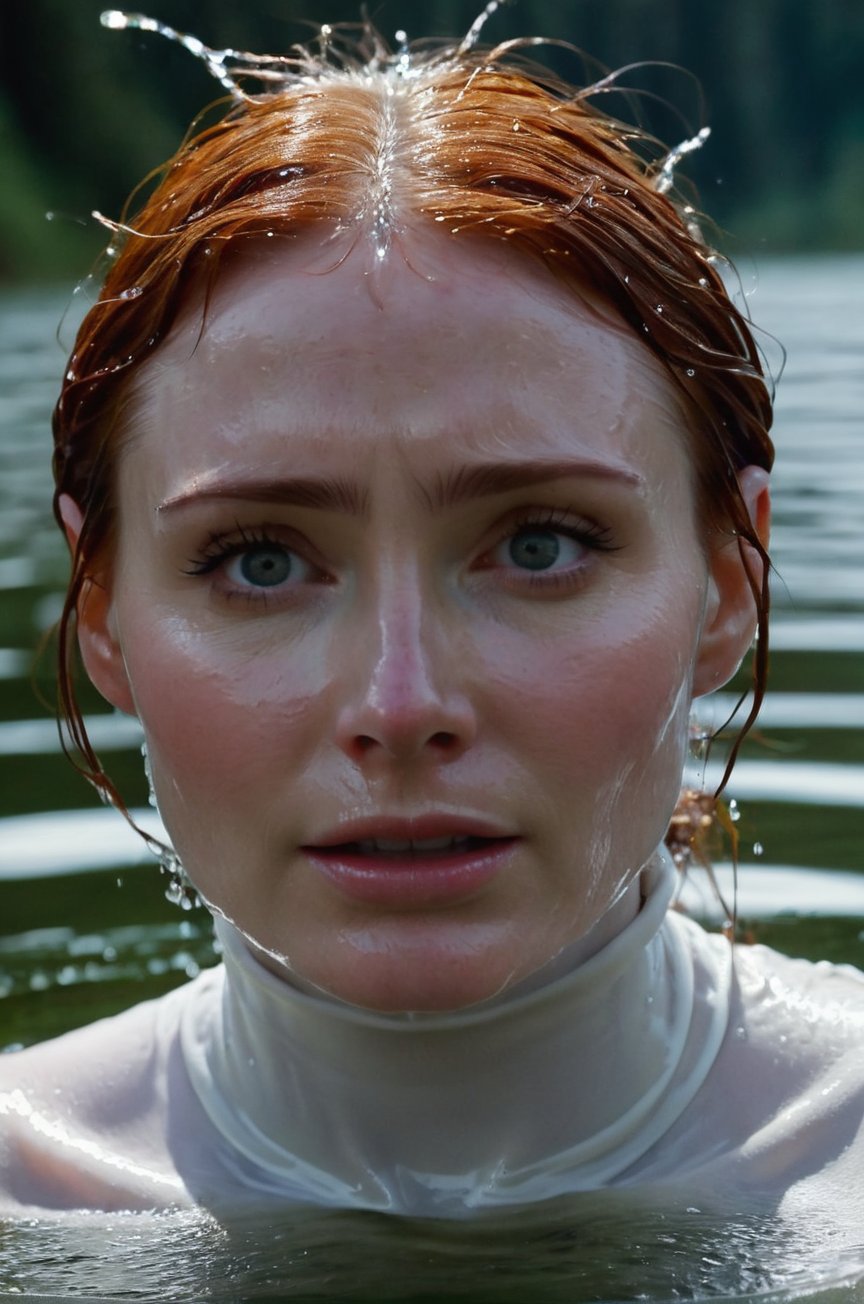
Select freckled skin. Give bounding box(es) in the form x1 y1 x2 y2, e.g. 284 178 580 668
79 232 756 1013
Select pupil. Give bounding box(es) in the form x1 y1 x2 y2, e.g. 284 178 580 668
509 530 560 571
240 547 292 587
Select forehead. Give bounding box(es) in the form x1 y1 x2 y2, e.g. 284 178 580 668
123 230 694 490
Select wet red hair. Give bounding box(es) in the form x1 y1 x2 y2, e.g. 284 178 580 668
52 30 774 832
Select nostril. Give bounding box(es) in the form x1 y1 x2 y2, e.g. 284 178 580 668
430 731 459 750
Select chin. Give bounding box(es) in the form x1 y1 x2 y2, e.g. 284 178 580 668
298 921 530 1015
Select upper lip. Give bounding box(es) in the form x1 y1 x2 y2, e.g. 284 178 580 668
305 814 518 848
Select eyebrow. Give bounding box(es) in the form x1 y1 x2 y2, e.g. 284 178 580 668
156 458 642 518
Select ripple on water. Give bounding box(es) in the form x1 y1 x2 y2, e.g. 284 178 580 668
0 1195 861 1301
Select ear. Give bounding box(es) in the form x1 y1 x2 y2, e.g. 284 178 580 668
58 494 137 717
692 466 771 699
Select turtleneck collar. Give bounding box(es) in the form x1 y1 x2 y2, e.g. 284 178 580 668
179 849 732 1213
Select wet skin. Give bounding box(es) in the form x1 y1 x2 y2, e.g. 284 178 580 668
67 231 766 1012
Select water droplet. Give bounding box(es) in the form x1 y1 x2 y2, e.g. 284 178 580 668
734 1025 748 1041
119 286 143 300
101 10 130 30
686 367 696 378
655 304 664 314
753 841 764 857
512 121 520 132
698 276 709 288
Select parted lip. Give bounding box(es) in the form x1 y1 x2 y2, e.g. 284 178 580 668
305 814 518 849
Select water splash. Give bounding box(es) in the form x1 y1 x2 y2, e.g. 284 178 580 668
100 10 304 100
101 11 241 95
457 0 511 55
655 125 711 195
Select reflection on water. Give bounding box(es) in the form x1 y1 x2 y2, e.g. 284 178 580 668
0 259 863 1301
2 1191 863 1302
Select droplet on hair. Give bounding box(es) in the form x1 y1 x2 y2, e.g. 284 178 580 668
753 841 764 857
119 286 143 300
698 276 710 288
100 10 130 30
686 367 696 378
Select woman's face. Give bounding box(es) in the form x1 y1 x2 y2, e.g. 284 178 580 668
81 232 752 1011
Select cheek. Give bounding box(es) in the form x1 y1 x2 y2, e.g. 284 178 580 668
121 615 330 813
480 589 700 813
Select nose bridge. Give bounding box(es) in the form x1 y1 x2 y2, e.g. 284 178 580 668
336 555 473 762
364 557 444 723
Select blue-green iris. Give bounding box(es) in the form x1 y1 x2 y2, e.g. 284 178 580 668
508 530 561 571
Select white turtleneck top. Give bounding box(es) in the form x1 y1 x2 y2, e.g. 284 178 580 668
179 853 730 1211
0 850 861 1219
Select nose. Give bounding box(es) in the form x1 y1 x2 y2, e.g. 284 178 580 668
333 573 477 767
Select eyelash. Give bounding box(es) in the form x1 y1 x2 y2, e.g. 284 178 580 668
491 508 618 589
182 523 321 605
181 509 618 602
184 523 284 572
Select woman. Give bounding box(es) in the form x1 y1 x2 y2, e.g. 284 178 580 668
0 15 860 1224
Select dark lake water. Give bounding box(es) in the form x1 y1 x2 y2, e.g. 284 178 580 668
0 256 862 1301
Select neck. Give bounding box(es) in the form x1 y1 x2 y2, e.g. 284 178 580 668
179 849 732 1212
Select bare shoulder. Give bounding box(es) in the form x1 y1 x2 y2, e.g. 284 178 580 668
0 975 215 1212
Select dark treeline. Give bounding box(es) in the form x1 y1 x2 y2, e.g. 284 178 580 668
1 0 862 280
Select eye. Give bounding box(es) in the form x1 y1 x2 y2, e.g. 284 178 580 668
224 542 297 589
503 527 586 572
183 525 328 601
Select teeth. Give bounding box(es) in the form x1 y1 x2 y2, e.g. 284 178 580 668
355 836 471 854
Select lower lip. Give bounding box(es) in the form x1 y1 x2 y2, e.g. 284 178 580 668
302 840 519 907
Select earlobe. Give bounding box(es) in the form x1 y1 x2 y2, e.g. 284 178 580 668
692 467 771 699
58 494 137 717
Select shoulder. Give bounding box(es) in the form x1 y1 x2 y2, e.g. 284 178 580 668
0 967 223 1212
643 924 864 1205
705 940 862 1196
734 940 863 1052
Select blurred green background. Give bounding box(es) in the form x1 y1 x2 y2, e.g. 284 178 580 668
1 0 863 284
